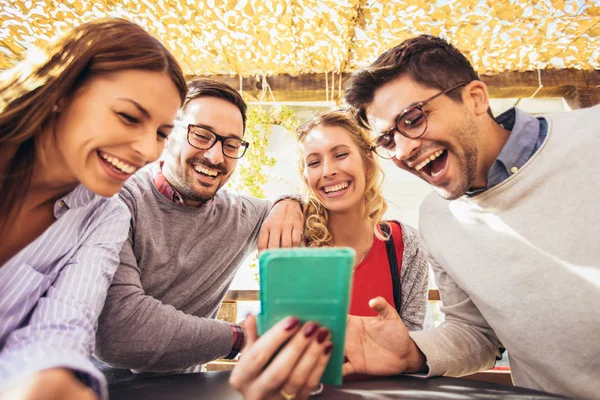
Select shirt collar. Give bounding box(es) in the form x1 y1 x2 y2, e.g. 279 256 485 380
466 107 541 196
53 185 97 218
494 107 540 178
153 161 186 206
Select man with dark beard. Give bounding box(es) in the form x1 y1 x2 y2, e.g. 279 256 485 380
95 79 304 376
341 35 600 399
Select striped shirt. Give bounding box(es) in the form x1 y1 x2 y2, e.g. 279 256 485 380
0 185 130 400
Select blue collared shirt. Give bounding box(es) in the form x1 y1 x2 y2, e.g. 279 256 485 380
0 185 129 399
468 107 548 195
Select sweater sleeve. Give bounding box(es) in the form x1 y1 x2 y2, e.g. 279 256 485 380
409 250 504 377
94 190 237 373
245 196 273 249
397 224 429 332
95 233 236 372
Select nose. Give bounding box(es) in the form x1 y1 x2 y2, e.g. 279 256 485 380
204 140 225 165
393 132 421 162
133 130 161 163
322 157 337 179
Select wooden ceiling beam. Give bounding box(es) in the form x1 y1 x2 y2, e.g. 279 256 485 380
190 69 600 106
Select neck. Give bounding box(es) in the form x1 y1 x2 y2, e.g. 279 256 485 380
328 206 373 263
472 117 511 190
28 128 79 209
161 161 207 207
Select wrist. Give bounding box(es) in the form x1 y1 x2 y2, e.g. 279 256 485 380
272 194 304 213
225 323 245 359
403 339 428 373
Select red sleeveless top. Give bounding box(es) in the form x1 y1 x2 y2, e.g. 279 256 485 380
349 221 404 316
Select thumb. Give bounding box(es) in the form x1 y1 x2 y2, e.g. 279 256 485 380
342 361 355 376
368 297 399 320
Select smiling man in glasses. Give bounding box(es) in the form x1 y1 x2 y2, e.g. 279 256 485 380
342 35 600 398
94 79 304 378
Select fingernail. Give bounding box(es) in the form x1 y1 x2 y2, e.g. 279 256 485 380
324 343 334 355
303 322 319 337
245 313 252 319
316 328 329 344
283 317 300 331
343 356 349 363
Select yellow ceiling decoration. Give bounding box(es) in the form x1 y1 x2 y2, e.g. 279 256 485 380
1 0 598 76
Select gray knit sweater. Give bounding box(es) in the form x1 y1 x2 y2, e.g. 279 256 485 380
95 166 270 372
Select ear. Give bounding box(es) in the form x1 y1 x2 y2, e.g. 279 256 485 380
53 99 65 113
462 81 490 117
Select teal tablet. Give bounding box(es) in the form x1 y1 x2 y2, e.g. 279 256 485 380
257 247 355 386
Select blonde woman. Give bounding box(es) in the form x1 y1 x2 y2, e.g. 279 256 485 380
229 111 429 399
297 110 429 328
0 19 186 399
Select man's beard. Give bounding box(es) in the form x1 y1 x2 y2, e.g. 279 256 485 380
434 117 479 201
171 158 229 203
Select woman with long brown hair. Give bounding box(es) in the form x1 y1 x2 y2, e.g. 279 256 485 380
0 19 186 399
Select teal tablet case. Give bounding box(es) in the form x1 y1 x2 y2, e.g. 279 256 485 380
257 247 355 386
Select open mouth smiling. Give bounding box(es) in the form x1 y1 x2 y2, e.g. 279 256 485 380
321 181 351 196
192 164 220 179
412 149 448 179
98 150 140 175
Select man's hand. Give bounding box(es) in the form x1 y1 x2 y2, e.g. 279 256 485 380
343 297 427 376
258 199 304 251
1 368 97 400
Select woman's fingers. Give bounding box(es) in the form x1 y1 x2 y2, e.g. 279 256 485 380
229 316 301 390
251 321 320 395
284 328 333 400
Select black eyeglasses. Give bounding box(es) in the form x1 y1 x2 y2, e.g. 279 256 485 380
370 82 467 159
182 123 250 159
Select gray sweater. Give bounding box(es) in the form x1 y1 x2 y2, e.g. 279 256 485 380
410 106 600 399
95 166 270 372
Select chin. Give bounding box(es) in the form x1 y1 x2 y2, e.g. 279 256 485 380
433 182 467 200
85 182 122 198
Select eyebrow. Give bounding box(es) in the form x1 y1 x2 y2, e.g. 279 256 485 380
305 144 351 160
118 98 174 129
193 123 242 139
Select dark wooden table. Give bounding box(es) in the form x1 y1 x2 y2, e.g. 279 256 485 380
109 370 566 399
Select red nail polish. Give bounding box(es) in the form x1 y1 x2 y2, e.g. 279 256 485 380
303 322 319 337
324 343 334 355
316 328 329 344
283 317 300 331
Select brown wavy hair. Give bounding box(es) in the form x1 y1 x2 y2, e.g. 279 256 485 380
296 110 389 247
0 18 187 234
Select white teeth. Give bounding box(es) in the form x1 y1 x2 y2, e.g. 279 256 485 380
323 182 349 193
415 150 444 171
193 165 218 177
99 151 137 174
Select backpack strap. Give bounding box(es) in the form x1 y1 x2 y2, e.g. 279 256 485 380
380 222 401 313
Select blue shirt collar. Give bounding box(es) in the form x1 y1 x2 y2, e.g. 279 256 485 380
493 107 540 181
53 185 97 218
466 107 544 196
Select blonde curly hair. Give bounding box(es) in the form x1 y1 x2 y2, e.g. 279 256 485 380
296 110 389 248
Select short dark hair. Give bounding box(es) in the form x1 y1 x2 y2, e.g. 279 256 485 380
344 35 481 128
180 78 248 132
